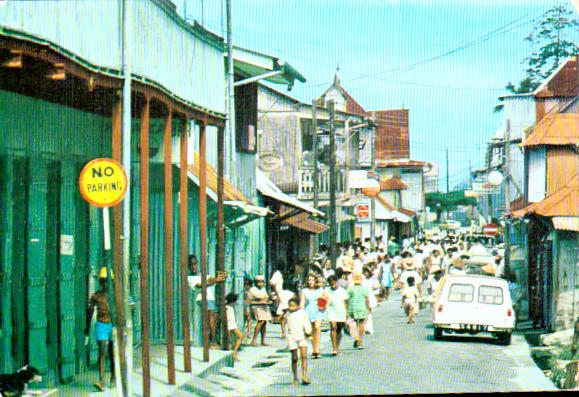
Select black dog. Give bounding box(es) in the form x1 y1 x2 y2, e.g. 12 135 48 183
0 365 42 397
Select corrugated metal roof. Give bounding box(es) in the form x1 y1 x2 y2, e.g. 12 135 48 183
380 177 408 191
552 217 579 232
513 173 578 218
256 169 324 217
188 152 252 205
0 0 227 115
283 213 329 234
533 56 578 98
373 109 410 161
521 113 579 147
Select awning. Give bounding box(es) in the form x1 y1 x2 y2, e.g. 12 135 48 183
283 213 329 234
552 217 579 232
521 113 579 147
513 173 578 218
398 208 417 217
182 153 271 222
256 169 324 217
374 195 412 223
231 46 306 90
379 177 408 191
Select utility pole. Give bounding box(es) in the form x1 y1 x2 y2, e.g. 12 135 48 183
328 100 337 269
370 113 377 245
445 147 449 194
225 0 234 181
312 100 319 255
121 1 133 395
503 119 511 278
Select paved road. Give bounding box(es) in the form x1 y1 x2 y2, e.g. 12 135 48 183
251 290 557 395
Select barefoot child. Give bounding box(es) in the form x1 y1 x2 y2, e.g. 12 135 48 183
225 293 244 362
286 298 312 385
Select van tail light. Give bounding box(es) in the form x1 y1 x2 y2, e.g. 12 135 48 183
507 308 512 317
437 304 443 313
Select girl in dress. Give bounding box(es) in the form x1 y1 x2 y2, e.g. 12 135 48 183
300 274 328 359
247 275 272 346
346 273 370 349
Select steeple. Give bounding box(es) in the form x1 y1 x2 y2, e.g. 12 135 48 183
334 64 340 86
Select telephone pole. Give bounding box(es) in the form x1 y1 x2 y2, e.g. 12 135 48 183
370 112 377 244
328 100 337 268
503 120 511 277
311 99 319 256
446 147 449 194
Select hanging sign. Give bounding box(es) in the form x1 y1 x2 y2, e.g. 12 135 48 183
78 158 128 208
356 203 370 220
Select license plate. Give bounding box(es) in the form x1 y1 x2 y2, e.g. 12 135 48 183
460 324 487 331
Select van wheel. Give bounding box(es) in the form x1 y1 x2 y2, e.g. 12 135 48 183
497 332 511 345
434 328 443 340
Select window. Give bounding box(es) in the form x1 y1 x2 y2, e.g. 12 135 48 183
235 82 258 153
478 285 503 305
447 283 474 302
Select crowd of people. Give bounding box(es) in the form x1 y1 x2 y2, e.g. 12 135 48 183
185 231 506 386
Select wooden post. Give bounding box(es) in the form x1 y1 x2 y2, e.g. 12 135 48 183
199 119 210 362
179 120 192 372
217 125 227 350
164 110 176 385
139 97 151 397
111 99 127 384
311 100 319 257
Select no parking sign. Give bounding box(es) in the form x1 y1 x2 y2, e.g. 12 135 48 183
78 158 128 208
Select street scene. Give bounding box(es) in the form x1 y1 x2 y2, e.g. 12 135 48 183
0 0 578 396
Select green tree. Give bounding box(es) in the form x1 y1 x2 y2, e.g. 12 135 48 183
425 191 477 223
495 3 579 112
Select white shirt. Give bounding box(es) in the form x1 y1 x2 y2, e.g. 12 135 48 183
325 287 349 322
353 259 364 274
276 290 295 315
188 275 215 301
286 309 312 341
270 270 283 294
323 268 335 279
362 278 378 308
226 305 238 331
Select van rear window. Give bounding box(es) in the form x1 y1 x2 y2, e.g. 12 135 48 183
478 285 503 305
447 283 474 302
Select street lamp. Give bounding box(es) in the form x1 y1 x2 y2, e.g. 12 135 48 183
488 170 504 186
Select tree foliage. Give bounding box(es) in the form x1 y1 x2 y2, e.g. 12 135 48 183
504 3 579 96
425 190 477 213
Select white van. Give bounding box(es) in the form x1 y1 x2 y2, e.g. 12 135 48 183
432 274 515 345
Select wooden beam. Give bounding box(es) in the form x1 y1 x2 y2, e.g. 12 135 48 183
199 119 210 362
164 110 176 384
111 98 127 380
217 125 227 350
179 119 192 372
139 96 151 397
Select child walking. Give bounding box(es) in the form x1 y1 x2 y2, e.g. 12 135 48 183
346 273 370 349
286 298 312 385
401 276 421 324
225 293 244 362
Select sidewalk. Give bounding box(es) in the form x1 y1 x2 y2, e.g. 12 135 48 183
56 344 233 397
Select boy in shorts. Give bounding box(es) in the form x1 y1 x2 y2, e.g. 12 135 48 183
286 298 312 385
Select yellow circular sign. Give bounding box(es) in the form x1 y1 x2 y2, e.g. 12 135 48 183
79 158 128 208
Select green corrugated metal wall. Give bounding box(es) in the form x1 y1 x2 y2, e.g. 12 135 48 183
0 89 112 386
0 88 267 386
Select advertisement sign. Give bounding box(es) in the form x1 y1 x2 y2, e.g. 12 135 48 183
356 203 370 220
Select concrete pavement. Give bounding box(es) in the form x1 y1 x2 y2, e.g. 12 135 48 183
250 291 557 395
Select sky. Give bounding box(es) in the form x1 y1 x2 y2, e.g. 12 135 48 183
174 0 577 191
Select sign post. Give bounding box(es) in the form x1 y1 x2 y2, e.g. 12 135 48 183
79 158 128 397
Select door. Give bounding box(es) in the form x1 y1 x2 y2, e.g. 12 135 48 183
538 240 554 331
